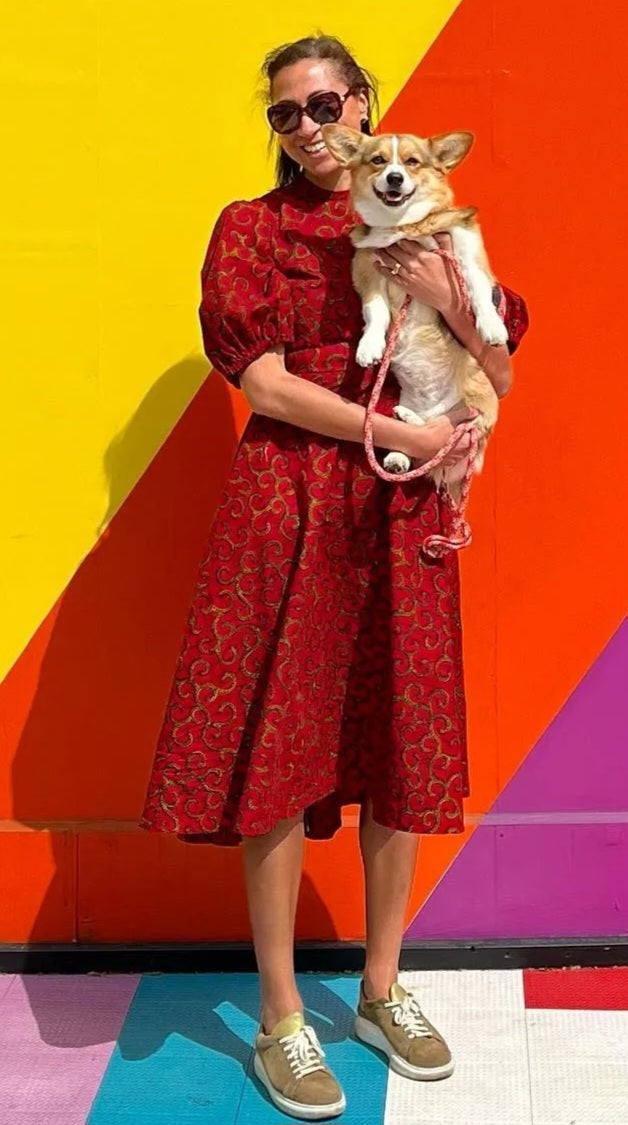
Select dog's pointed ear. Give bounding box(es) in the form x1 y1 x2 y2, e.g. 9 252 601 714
321 124 365 166
428 131 474 171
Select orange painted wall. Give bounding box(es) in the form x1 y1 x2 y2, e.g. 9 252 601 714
387 0 628 813
2 0 627 943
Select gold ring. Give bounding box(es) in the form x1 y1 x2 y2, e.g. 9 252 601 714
391 262 401 276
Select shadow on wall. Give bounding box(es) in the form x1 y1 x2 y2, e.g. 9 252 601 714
97 353 223 536
10 355 240 951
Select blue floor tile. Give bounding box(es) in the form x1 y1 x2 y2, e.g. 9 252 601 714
87 973 387 1125
88 973 260 1125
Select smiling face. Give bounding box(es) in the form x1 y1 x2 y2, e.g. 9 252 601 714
269 59 369 189
321 125 474 225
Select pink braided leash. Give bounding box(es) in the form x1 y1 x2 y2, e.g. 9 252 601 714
363 246 491 559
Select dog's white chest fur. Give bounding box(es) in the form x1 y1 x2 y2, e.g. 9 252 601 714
391 301 462 420
353 224 507 424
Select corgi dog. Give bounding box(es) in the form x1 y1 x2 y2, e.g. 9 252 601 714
321 124 507 496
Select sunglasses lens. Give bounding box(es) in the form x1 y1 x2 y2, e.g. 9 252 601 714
267 91 348 134
307 92 343 125
267 103 301 134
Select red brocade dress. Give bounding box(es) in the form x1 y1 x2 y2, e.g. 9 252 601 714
140 174 528 847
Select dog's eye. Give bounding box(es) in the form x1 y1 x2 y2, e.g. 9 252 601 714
371 155 387 165
405 157 421 167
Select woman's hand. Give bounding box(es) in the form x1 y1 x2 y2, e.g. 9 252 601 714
401 405 479 465
374 233 513 398
373 233 461 315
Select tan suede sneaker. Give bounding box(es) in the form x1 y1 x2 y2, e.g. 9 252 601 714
254 1011 346 1120
355 980 454 1080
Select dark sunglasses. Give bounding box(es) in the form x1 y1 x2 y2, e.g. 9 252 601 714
267 89 355 135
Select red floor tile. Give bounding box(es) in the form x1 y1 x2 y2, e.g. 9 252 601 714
524 967 628 1010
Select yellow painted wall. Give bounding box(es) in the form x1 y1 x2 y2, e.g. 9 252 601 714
1 1 460 684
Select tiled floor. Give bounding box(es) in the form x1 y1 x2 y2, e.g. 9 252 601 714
1 967 627 1124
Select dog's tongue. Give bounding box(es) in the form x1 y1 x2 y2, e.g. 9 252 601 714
384 189 403 203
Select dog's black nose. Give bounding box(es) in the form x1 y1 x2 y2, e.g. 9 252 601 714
386 171 404 188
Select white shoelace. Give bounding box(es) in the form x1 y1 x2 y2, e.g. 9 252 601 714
384 993 433 1039
279 1025 326 1079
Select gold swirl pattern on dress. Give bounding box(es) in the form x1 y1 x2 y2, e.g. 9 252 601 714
140 175 527 845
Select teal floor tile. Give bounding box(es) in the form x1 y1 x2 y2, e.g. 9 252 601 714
87 973 387 1125
88 973 260 1125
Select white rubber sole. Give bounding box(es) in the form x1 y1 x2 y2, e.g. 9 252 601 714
354 1015 455 1081
253 1051 347 1120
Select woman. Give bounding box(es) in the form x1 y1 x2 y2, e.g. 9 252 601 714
141 34 528 1121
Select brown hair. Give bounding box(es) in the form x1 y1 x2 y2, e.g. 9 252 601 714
261 34 379 187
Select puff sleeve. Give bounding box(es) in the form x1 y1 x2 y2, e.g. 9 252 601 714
198 199 294 388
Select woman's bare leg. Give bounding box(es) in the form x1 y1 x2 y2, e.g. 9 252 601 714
242 812 305 1032
358 798 420 999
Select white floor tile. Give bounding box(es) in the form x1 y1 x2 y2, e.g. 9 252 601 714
527 1008 628 1125
383 969 532 1125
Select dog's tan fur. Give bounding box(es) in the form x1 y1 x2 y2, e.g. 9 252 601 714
321 125 502 498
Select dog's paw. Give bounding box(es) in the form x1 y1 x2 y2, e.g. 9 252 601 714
356 331 387 367
393 404 424 425
383 451 412 474
475 308 509 346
